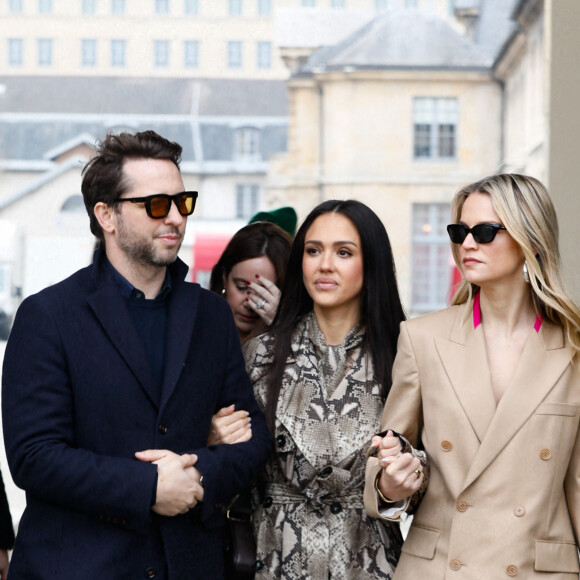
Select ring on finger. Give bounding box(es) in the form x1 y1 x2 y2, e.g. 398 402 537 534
256 298 266 309
414 468 422 479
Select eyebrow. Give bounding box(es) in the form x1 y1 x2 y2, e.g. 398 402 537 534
305 239 359 247
458 220 502 226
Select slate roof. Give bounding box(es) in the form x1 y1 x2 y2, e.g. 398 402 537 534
0 77 288 164
473 0 520 62
300 8 493 74
0 76 288 117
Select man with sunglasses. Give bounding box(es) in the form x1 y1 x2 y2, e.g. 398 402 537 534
2 130 272 579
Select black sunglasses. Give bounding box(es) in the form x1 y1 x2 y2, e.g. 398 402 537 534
447 223 507 244
116 191 198 219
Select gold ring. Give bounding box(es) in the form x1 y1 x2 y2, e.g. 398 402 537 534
414 468 422 479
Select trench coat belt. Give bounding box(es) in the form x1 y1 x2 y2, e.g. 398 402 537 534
264 482 364 509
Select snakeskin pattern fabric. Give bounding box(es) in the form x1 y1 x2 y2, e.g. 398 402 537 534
243 313 403 579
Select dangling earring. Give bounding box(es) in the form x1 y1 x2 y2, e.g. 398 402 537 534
523 261 530 284
221 288 226 296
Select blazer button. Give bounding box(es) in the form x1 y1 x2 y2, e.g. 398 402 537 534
506 564 518 576
456 500 468 512
539 448 551 460
513 506 525 517
255 560 265 571
158 424 167 435
449 558 462 571
144 568 156 579
263 497 273 508
441 440 453 452
330 501 342 514
275 435 286 447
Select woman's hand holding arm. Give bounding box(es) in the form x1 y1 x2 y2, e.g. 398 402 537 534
207 405 252 446
371 430 424 502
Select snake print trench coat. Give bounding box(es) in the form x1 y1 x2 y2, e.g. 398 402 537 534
243 313 403 579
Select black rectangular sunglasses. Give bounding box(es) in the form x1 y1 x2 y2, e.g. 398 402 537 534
116 191 198 219
447 223 506 244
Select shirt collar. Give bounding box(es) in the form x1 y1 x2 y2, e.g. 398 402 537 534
106 257 172 300
473 291 542 332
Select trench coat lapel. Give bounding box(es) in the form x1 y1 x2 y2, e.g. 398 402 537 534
462 322 570 490
159 273 199 411
435 313 497 444
88 278 160 407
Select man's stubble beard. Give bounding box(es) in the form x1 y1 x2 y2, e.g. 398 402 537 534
116 215 183 268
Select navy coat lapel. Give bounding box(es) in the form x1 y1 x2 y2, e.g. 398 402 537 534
87 268 159 407
159 264 200 411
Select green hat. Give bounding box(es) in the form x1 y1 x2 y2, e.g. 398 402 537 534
248 206 298 237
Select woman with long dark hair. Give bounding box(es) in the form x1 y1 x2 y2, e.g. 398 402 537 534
215 199 424 578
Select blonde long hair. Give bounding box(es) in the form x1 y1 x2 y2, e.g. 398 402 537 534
450 173 580 353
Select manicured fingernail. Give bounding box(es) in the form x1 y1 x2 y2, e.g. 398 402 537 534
255 274 260 278
245 298 249 302
246 281 251 285
247 291 251 295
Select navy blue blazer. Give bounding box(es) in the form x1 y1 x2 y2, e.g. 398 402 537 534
2 249 272 579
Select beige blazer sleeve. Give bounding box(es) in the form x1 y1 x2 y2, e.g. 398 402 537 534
364 321 426 521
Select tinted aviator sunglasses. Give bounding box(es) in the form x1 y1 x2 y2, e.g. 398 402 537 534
447 223 506 244
116 191 198 219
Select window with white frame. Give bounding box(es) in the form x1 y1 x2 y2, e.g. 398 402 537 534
8 39 23 66
155 40 169 67
302 0 315 6
112 0 125 14
411 202 453 312
258 0 271 16
234 127 260 160
405 0 418 7
229 0 242 15
413 97 458 160
38 0 52 13
38 38 53 66
257 41 271 69
82 0 96 14
9 0 23 12
331 0 345 7
185 0 198 14
236 185 259 219
81 39 97 67
228 41 242 68
111 39 126 67
184 40 198 67
156 0 169 14
375 0 389 10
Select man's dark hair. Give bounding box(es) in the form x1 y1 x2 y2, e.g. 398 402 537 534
81 130 183 241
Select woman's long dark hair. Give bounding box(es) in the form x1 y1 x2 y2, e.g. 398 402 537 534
264 199 406 432
209 222 292 295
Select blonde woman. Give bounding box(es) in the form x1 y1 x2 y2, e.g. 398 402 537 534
365 174 580 578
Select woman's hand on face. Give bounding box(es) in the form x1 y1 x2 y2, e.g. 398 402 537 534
372 430 424 502
246 275 281 326
207 405 252 446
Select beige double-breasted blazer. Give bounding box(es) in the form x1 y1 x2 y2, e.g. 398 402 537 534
365 300 580 579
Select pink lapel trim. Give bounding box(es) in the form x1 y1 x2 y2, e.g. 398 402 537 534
473 291 542 332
